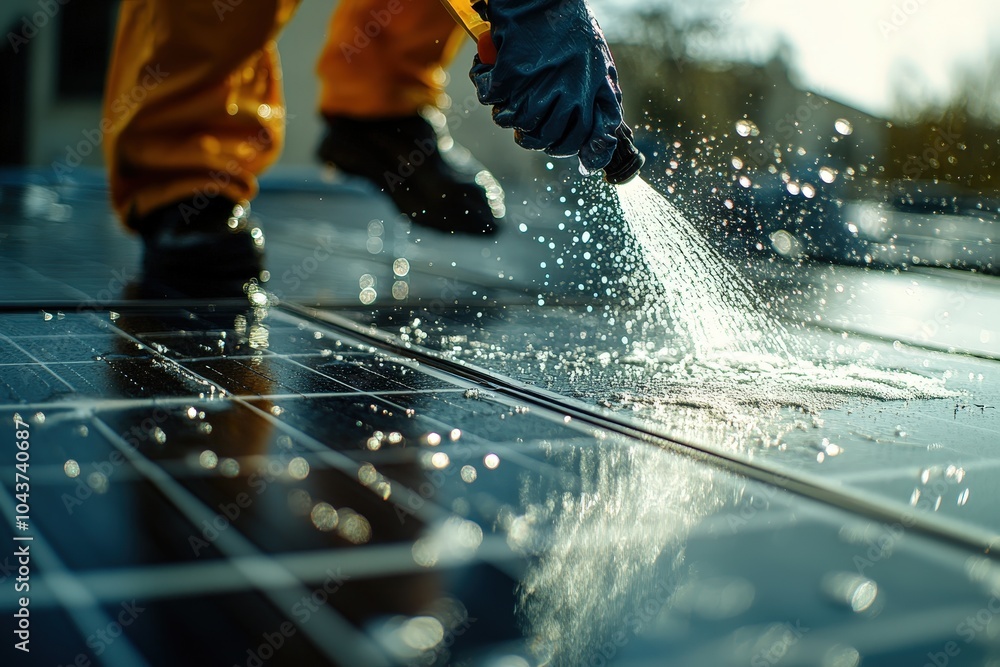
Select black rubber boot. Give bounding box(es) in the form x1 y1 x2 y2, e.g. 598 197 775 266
317 110 504 235
131 196 265 298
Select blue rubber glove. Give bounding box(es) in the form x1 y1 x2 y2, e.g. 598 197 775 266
470 0 624 172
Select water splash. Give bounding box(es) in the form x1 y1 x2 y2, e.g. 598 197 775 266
616 177 793 359
610 177 956 413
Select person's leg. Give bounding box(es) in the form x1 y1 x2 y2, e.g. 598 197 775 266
315 0 504 234
317 0 464 118
103 0 299 295
103 0 299 225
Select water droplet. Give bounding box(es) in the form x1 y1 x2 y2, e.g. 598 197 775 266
337 508 371 543
835 118 854 135
219 458 240 477
87 472 109 494
735 119 758 137
199 450 218 469
310 502 339 531
288 457 310 480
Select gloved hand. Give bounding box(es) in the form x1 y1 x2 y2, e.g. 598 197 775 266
470 0 624 173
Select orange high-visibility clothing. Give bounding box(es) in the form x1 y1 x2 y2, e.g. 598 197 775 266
103 0 464 224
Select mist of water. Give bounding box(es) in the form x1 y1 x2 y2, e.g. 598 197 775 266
616 177 795 359
612 177 955 409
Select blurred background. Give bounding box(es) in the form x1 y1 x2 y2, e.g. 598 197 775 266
3 0 999 273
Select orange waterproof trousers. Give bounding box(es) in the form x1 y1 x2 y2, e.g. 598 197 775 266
103 0 465 225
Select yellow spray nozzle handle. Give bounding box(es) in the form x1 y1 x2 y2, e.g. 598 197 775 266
439 0 490 39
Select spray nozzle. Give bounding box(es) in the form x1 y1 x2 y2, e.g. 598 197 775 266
603 123 645 185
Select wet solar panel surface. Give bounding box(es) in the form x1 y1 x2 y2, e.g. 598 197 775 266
1 171 1000 666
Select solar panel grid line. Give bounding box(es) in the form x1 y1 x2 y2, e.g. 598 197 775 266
833 457 1000 485
11 535 515 612
0 333 78 392
672 602 995 667
266 312 647 483
233 398 452 526
0 397 205 414
0 487 151 667
244 388 470 401
0 388 468 415
0 361 105 368
88 416 392 667
235 378 584 503
0 259 96 303
907 408 1000 436
103 308 461 528
291 304 1000 556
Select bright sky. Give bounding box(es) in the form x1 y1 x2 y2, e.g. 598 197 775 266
741 0 1000 116
600 0 1000 118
